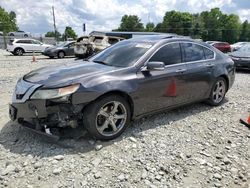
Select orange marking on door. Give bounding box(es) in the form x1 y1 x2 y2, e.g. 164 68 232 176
165 78 176 97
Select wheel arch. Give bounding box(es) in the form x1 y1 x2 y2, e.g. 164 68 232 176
99 90 134 118
218 74 229 91
57 50 65 57
89 90 134 119
14 47 25 52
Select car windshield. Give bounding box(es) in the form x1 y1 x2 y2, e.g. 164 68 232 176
238 44 250 52
57 42 68 47
89 40 153 67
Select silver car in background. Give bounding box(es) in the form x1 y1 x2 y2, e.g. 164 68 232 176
8 31 31 38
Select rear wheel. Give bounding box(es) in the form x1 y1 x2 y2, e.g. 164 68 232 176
83 95 131 140
14 48 24 56
207 77 227 106
58 51 65 58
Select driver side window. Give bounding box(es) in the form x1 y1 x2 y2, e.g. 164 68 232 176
149 43 182 66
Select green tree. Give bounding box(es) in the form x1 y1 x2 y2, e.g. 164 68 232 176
62 26 77 40
45 30 61 38
157 11 193 36
0 7 18 33
117 15 144 31
239 20 250 41
221 14 241 43
145 22 155 32
200 8 224 41
154 23 163 32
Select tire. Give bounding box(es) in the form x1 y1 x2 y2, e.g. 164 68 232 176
207 77 227 106
24 34 28 37
58 51 65 58
9 33 14 36
83 95 131 140
14 48 24 56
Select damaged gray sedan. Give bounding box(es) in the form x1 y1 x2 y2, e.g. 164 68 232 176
9 35 235 140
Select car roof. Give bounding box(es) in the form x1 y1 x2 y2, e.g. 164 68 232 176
14 38 35 40
127 34 196 44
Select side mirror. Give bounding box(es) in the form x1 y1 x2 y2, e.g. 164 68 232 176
143 61 165 71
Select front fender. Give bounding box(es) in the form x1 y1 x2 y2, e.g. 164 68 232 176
71 79 138 105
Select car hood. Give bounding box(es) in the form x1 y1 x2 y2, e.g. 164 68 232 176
45 46 58 51
230 51 250 58
24 60 119 88
43 44 53 48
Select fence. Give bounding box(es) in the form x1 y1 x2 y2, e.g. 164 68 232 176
0 36 56 49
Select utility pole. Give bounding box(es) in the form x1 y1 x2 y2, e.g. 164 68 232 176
52 6 57 42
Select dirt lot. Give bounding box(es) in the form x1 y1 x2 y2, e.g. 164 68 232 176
0 49 249 188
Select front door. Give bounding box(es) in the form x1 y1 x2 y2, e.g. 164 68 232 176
134 43 190 116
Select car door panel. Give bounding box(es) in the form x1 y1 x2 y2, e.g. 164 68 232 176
134 63 191 115
180 43 215 101
133 43 191 116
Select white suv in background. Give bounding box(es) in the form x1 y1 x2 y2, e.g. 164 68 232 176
7 39 52 55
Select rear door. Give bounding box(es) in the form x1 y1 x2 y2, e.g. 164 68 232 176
16 39 33 52
180 42 215 101
135 42 190 115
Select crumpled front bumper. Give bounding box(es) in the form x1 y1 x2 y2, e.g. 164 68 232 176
9 100 47 121
9 79 84 130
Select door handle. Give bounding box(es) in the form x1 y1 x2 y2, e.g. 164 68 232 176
205 63 214 68
175 69 187 73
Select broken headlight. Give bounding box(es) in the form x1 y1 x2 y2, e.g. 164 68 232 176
30 84 80 99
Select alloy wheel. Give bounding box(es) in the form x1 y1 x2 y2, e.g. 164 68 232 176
96 101 127 137
16 49 23 56
58 52 64 58
212 80 226 104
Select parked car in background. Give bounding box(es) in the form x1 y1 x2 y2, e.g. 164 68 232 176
210 42 231 53
229 44 250 69
231 42 249 51
9 35 235 140
206 41 218 45
8 31 31 37
74 36 94 58
42 41 75 58
0 31 3 36
74 35 124 58
7 38 52 56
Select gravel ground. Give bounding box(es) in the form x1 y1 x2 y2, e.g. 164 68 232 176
0 49 249 188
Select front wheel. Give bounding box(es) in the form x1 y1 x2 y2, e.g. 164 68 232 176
207 77 227 106
83 95 131 140
58 51 65 58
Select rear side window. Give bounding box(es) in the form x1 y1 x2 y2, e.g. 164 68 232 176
94 37 103 44
32 40 41 44
149 43 182 65
181 43 205 62
16 40 32 44
204 47 214 59
108 38 119 45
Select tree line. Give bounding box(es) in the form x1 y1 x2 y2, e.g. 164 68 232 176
1 6 250 44
114 8 250 44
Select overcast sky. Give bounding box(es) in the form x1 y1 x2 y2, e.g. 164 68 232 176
1 0 250 36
